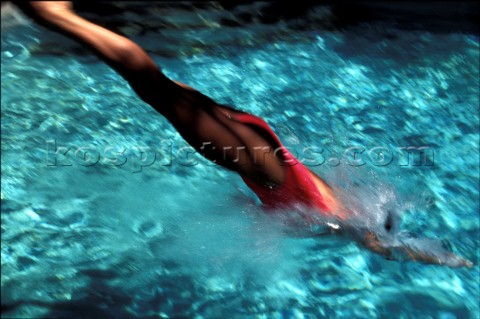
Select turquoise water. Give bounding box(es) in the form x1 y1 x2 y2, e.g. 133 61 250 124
2 11 479 319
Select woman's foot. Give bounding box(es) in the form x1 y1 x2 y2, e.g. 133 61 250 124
17 1 73 23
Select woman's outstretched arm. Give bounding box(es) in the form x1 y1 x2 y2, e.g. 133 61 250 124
362 231 473 268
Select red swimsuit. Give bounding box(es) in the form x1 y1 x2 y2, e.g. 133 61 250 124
232 113 334 215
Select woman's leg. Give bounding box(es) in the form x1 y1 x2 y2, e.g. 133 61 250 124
18 1 171 106
20 2 287 186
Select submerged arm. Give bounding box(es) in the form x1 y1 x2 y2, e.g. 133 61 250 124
363 231 473 268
